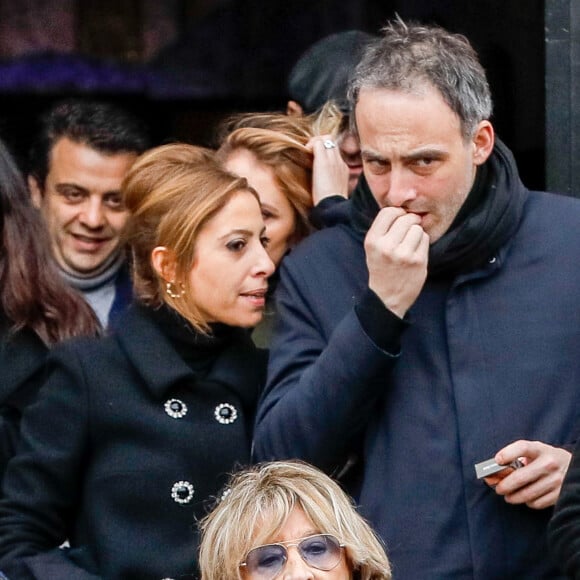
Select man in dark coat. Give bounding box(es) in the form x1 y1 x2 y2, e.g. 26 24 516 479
254 20 580 579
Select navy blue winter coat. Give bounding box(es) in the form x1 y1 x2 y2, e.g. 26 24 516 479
255 145 580 579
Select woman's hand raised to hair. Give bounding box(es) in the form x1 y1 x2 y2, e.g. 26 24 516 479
307 134 349 205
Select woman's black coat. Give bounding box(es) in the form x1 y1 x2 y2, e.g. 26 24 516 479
0 321 47 484
0 304 266 580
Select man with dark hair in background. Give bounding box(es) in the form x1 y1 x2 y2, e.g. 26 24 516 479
28 99 150 328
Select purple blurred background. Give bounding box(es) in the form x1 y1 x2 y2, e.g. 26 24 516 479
0 0 545 189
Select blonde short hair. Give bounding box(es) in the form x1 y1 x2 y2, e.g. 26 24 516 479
199 461 391 580
122 143 257 332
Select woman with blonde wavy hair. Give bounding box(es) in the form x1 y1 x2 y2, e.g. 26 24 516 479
217 109 349 346
199 460 391 580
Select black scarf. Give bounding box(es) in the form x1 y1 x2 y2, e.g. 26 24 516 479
350 138 528 277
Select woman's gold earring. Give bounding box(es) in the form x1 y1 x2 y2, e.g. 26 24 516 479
166 281 185 299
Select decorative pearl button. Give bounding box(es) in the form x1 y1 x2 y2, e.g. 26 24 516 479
214 403 238 424
164 399 188 419
171 481 194 504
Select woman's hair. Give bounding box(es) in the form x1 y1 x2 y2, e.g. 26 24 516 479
0 137 99 344
216 105 343 244
199 460 392 580
122 143 257 332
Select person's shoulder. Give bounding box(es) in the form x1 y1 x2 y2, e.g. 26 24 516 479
309 196 351 229
0 325 48 403
288 223 357 262
280 225 358 282
524 190 580 225
48 329 117 367
514 190 580 256
279 224 365 299
529 189 580 209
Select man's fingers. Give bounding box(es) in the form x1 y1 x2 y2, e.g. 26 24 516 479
491 441 572 509
382 215 423 248
366 216 426 266
495 440 539 465
365 207 429 319
367 208 421 245
366 206 407 237
403 223 428 252
416 226 430 255
500 474 560 509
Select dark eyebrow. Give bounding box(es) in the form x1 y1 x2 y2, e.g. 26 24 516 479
55 184 122 197
403 148 447 162
218 228 253 241
361 147 449 164
260 202 279 214
361 149 387 162
221 228 252 238
218 226 268 241
54 183 89 195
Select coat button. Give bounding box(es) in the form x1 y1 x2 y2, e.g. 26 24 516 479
214 402 238 424
171 481 194 504
164 398 188 419
488 256 497 264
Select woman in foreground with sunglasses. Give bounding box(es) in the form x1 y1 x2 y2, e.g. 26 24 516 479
199 460 391 579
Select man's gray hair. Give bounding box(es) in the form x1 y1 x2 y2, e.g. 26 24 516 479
348 19 493 140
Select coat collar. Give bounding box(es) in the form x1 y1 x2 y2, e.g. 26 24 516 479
115 304 192 398
114 303 265 402
0 323 47 401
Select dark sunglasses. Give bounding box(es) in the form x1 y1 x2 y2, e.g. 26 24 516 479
240 533 344 579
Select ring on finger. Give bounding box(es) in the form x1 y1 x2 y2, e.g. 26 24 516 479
323 139 336 149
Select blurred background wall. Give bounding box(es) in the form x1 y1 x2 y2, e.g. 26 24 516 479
0 0 546 190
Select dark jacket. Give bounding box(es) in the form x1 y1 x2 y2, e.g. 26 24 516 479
108 261 133 328
0 323 47 484
255 143 580 578
0 304 266 580
549 440 580 577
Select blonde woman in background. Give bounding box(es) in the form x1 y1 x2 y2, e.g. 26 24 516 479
199 460 391 580
217 108 349 345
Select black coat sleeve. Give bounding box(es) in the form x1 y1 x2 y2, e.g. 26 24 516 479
253 254 404 474
548 439 580 579
0 327 48 485
308 196 350 229
0 345 101 579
